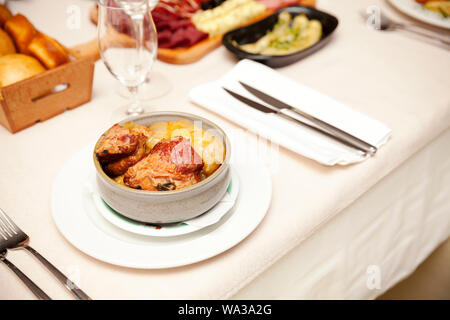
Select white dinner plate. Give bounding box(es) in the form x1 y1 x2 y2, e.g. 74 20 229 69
51 143 272 269
389 0 450 29
90 168 240 237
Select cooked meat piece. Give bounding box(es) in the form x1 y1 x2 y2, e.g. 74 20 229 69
103 134 149 177
99 124 153 176
131 124 155 152
124 136 204 191
95 124 139 163
131 124 152 139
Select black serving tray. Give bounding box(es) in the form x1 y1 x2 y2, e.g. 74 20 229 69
222 6 338 68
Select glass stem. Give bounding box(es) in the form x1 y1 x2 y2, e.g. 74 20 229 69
126 12 145 116
127 85 143 115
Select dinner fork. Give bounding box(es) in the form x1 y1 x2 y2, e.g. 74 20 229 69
0 208 91 300
361 9 450 48
0 250 51 300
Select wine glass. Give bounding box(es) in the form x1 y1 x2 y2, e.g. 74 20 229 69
115 0 172 101
98 0 157 117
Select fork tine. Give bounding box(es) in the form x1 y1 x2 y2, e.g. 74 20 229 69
0 227 8 240
0 208 18 235
0 218 12 238
0 221 13 238
0 218 13 237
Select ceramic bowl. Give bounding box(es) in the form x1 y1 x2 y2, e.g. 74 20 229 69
93 111 231 224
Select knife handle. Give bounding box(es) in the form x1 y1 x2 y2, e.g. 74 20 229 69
279 109 376 155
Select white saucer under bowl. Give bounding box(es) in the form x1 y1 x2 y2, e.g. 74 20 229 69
90 168 240 237
51 143 272 269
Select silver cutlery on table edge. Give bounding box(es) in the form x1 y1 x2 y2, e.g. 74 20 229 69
0 208 91 300
361 9 450 48
223 82 377 156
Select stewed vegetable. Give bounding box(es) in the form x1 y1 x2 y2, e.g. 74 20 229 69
234 11 322 56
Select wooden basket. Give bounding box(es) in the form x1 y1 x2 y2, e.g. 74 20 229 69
0 57 94 133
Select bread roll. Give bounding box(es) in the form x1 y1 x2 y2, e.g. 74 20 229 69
0 29 15 56
4 14 37 54
28 33 70 69
0 4 12 27
0 54 45 88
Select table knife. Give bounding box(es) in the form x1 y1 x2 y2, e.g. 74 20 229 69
237 81 377 155
223 86 376 155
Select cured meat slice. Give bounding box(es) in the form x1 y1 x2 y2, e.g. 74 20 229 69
257 0 300 10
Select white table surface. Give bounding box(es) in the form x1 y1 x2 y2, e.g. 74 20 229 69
0 0 449 299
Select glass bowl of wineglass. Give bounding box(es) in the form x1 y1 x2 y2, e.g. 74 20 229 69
98 0 157 117
115 0 172 101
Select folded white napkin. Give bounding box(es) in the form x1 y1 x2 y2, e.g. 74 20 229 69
189 59 392 165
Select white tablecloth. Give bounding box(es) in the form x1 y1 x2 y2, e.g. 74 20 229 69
0 0 449 299
235 129 450 299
